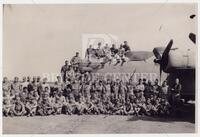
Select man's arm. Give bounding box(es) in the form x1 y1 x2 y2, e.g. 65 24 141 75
85 49 89 58
70 57 75 65
61 66 64 73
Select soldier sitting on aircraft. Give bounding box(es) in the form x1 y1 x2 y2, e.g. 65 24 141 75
122 41 131 53
118 44 127 66
95 42 105 59
110 44 118 60
85 44 95 62
70 52 82 71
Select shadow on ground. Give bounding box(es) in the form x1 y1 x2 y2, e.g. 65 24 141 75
127 103 195 124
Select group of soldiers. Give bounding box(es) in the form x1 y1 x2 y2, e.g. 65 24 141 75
3 41 182 117
85 41 131 66
3 71 182 117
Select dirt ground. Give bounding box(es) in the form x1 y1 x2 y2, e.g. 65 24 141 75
3 115 195 134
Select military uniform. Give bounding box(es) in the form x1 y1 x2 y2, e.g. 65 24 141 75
3 81 11 96
12 97 26 116
11 82 21 96
3 95 13 116
61 65 69 82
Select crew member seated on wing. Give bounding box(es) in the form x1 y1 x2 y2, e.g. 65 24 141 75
118 44 127 66
95 42 105 59
70 52 81 71
122 41 131 54
110 44 118 57
85 45 94 62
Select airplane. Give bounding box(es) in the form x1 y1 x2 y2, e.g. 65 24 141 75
125 51 153 61
78 13 196 102
153 39 195 102
78 39 195 103
152 14 196 102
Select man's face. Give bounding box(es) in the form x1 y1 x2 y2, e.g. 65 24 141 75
45 87 49 91
76 53 79 57
16 96 21 102
32 86 37 91
3 77 8 83
65 61 68 65
57 76 61 82
23 88 28 93
43 78 47 83
98 43 101 48
175 78 179 84
37 77 41 82
155 80 158 85
22 77 26 82
27 77 31 82
14 77 19 82
33 77 36 82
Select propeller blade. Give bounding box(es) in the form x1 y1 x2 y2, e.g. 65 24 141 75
162 40 173 60
189 33 196 44
158 40 173 82
159 65 162 84
153 48 163 60
160 40 173 70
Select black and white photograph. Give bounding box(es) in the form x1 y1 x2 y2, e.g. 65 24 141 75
1 2 198 134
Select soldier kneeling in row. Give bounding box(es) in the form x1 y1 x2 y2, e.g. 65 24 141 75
11 96 26 116
37 89 54 116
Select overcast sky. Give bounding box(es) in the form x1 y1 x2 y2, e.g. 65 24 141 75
3 4 197 79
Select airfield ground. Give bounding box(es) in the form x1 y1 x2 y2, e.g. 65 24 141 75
3 114 195 134
3 101 195 134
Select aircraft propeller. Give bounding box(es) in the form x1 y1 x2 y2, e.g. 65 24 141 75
153 40 173 83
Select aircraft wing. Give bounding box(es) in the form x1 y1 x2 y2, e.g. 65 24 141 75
125 51 154 61
79 66 93 72
79 58 106 72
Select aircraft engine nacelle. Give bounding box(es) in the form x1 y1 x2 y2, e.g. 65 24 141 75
164 49 195 73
